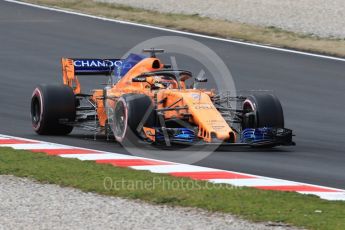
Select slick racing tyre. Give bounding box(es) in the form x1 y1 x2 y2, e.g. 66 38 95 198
112 94 155 146
242 94 284 129
31 84 76 135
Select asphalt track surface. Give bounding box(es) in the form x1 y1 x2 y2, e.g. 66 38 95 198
1 1 345 189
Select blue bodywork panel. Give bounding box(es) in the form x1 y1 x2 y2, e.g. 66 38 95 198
240 127 293 146
241 127 274 144
113 53 146 77
156 128 196 143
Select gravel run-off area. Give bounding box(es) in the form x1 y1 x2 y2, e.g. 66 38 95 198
0 175 299 230
97 0 345 39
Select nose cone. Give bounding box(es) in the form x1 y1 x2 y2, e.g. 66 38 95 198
214 132 230 141
182 92 235 143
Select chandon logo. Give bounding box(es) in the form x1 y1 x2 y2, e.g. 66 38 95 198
73 59 127 68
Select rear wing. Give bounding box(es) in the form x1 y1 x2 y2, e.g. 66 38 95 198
61 58 123 94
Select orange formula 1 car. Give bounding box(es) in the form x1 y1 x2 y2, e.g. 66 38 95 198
30 49 294 147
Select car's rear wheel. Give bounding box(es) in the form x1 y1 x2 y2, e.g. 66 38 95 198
112 94 155 146
31 84 76 135
242 94 284 129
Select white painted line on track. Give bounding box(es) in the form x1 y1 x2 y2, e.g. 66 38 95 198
60 153 141 160
300 192 345 201
130 164 223 173
3 0 345 62
0 143 71 150
209 178 299 187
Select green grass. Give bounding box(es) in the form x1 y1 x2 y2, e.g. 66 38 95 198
23 0 345 57
1 147 345 229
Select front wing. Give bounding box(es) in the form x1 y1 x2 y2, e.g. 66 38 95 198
148 127 295 147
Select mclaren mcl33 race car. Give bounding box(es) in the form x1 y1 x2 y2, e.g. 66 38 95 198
30 49 295 148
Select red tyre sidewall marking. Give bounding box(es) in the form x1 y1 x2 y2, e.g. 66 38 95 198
115 97 128 143
243 99 255 111
31 88 44 131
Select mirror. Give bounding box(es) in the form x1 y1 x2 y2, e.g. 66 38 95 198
195 77 208 83
132 77 147 82
193 76 207 89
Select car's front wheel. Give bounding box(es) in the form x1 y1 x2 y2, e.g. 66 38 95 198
112 94 155 146
242 94 284 129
